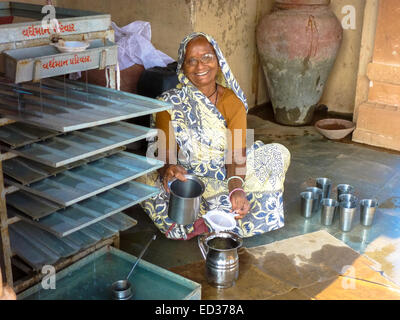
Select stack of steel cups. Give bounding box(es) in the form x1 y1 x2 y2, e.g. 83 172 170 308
317 178 338 226
300 187 322 219
337 184 357 232
300 191 317 219
306 187 323 213
300 178 330 220
300 186 323 219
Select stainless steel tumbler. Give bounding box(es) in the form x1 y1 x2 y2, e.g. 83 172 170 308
306 187 323 213
300 191 315 218
337 184 354 201
321 198 338 226
339 201 357 232
360 199 378 227
316 177 332 199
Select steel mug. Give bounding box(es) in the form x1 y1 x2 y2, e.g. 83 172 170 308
168 174 205 225
198 231 243 289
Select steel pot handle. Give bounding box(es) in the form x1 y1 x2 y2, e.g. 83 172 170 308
197 235 208 260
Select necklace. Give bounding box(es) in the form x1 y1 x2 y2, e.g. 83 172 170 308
214 87 219 105
207 84 218 98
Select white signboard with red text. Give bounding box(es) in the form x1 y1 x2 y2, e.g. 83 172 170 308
3 39 117 83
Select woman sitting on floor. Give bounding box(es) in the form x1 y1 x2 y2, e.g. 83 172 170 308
137 32 291 240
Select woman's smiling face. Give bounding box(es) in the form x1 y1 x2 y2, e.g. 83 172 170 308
183 36 219 90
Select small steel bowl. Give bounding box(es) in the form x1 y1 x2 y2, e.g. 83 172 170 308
111 280 134 300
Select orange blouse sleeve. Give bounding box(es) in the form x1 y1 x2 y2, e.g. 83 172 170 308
216 89 247 151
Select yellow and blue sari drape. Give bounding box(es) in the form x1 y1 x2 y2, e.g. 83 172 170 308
137 32 291 239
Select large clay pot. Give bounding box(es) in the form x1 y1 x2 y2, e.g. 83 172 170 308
256 0 343 126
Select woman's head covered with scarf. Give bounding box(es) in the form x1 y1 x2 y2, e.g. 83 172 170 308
175 32 248 113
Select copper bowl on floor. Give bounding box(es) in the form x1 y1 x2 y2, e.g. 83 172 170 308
315 118 355 140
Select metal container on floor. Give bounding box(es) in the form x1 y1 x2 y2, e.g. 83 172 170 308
300 191 315 218
198 232 243 289
339 201 357 232
360 199 378 227
320 198 338 226
337 184 355 201
316 177 332 199
306 187 323 213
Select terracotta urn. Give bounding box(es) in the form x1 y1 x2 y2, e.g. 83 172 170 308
256 0 343 126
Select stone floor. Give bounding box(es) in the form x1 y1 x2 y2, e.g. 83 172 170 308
120 105 400 287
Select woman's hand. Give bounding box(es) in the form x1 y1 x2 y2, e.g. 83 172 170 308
161 165 188 193
230 189 250 220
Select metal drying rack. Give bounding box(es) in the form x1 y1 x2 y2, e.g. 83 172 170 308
0 2 166 294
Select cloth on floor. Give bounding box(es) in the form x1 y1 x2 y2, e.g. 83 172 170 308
170 230 400 300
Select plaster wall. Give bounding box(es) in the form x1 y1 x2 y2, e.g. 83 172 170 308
16 0 365 115
55 0 273 108
56 0 193 60
320 0 365 114
188 0 365 113
193 0 273 109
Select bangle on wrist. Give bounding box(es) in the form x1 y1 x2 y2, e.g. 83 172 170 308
229 188 245 202
227 175 245 187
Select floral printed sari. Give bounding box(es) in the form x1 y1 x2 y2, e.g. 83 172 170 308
137 32 290 239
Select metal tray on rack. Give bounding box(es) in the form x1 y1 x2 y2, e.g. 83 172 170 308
7 180 160 236
9 212 137 271
5 151 164 206
4 122 157 167
0 78 172 132
3 39 117 83
3 147 124 185
0 122 59 148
